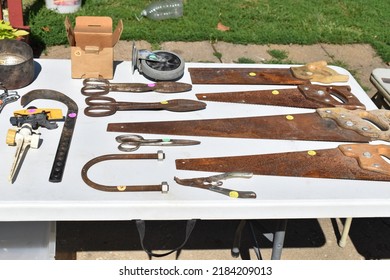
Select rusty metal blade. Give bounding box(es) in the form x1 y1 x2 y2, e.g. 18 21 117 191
196 88 320 108
196 85 366 110
107 112 370 142
175 145 390 181
154 82 192 93
188 68 306 85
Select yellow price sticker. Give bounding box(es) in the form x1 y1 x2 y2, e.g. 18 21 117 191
229 191 239 198
286 115 294 120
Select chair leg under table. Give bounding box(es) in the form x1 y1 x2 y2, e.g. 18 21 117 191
339 217 353 248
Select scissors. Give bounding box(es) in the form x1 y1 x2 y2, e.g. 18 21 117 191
81 78 192 96
0 89 20 114
84 96 206 117
115 134 201 152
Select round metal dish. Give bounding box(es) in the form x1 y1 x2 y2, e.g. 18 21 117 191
0 39 34 89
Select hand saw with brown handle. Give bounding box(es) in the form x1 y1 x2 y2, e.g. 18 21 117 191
189 61 349 85
175 144 390 181
196 84 366 110
107 108 390 143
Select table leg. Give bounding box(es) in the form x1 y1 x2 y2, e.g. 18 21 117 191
231 220 247 258
371 93 390 109
270 219 287 260
338 217 353 248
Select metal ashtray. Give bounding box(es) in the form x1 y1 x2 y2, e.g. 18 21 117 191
0 39 34 89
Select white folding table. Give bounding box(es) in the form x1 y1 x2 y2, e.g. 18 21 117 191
0 59 388 259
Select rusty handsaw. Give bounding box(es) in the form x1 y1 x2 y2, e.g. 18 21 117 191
196 84 366 110
107 108 390 143
189 61 349 85
175 144 390 181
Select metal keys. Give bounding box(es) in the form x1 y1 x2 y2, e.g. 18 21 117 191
7 124 40 183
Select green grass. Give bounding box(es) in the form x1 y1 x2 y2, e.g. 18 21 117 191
23 0 390 62
235 57 256 64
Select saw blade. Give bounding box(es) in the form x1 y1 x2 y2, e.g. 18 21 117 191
188 67 305 85
107 111 370 142
107 108 390 143
195 85 366 110
188 61 349 85
175 144 390 181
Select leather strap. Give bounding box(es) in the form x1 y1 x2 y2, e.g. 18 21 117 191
135 219 197 258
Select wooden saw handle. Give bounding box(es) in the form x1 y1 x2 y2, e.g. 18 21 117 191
339 144 390 175
291 61 349 84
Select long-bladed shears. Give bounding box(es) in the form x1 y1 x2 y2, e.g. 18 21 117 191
115 134 201 152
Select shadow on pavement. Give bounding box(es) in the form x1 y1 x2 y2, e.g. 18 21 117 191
56 218 390 260
56 219 327 260
347 218 390 260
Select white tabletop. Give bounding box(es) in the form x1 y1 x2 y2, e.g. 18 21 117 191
0 59 389 221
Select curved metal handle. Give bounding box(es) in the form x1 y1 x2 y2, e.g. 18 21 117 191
81 85 109 96
81 78 110 96
115 134 144 152
84 105 116 117
85 96 116 105
81 152 168 192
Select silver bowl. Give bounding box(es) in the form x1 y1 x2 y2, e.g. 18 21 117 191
0 39 34 90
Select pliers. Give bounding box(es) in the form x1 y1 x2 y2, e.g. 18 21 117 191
174 172 256 199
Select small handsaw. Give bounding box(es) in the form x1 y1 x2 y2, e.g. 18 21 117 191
189 61 349 85
175 144 390 181
107 108 390 143
196 84 366 110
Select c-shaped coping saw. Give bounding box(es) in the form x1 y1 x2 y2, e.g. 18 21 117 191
21 89 78 183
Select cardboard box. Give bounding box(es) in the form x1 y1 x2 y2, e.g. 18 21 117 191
65 16 123 79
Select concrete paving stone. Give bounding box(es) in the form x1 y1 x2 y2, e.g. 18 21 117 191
78 249 238 260
266 44 330 63
213 42 272 63
129 40 152 61
40 45 71 60
160 41 220 63
321 43 388 97
214 43 330 64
